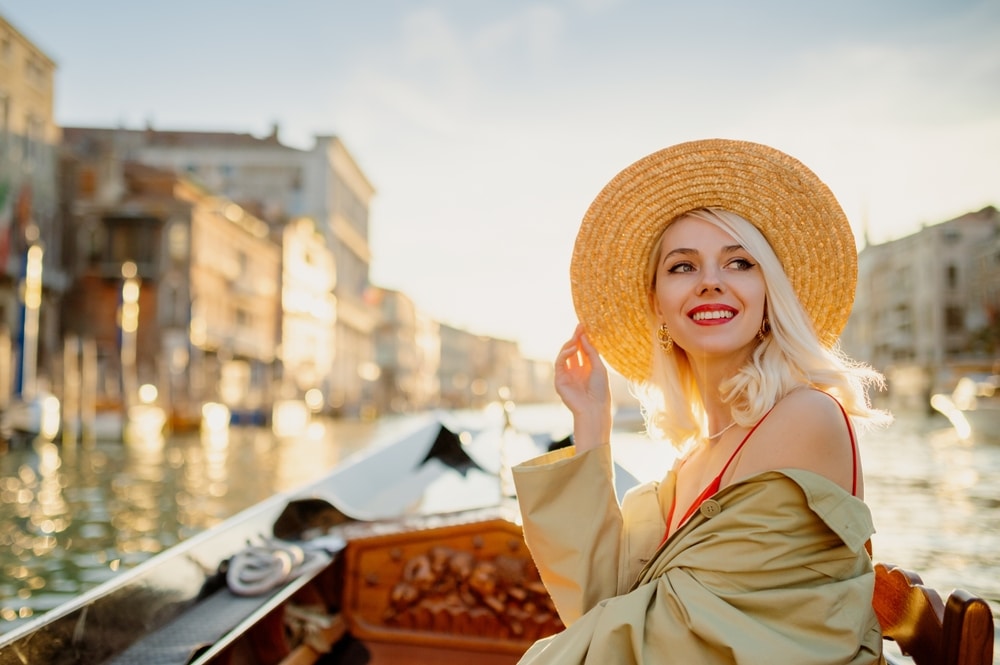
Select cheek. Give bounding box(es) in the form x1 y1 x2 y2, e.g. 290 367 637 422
746 283 767 317
652 283 684 320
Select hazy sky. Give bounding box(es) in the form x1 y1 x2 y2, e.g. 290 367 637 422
2 1 997 360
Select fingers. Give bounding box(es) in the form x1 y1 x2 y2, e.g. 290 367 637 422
556 324 588 371
578 329 599 358
556 342 586 372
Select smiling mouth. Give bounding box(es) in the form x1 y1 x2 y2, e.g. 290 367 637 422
691 310 735 322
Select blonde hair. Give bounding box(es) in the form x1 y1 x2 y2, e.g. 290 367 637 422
634 208 890 450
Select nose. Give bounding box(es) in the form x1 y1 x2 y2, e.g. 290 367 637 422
697 265 724 294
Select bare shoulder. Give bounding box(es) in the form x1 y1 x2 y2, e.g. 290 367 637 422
730 388 858 494
770 388 848 434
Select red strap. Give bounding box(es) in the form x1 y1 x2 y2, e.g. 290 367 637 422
661 394 859 544
663 409 774 541
827 395 859 496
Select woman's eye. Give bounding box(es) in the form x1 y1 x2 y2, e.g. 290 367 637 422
667 262 695 274
728 258 756 270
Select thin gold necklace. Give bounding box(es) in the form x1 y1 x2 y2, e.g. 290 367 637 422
706 421 737 441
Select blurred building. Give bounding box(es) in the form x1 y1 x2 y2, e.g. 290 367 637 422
436 323 542 409
510 354 557 405
438 323 488 409
279 216 336 405
370 287 440 414
841 206 1000 408
967 213 1000 355
370 290 554 412
0 13 64 410
59 150 281 427
61 125 375 416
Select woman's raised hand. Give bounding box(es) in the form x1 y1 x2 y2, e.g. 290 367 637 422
554 324 612 452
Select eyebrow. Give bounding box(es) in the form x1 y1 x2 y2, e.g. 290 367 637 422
660 244 745 266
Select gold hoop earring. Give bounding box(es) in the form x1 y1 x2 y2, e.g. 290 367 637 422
657 324 673 352
757 317 771 343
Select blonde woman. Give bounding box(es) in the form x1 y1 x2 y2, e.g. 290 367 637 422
514 140 891 664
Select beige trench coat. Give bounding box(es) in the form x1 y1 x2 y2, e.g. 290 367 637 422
512 445 885 664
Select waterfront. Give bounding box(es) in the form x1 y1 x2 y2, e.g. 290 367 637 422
0 405 998 656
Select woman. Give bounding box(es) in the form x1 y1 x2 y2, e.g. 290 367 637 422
512 139 891 664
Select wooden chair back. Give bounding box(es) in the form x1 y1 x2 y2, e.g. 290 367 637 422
873 562 994 665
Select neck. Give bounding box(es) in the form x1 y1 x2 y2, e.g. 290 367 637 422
687 347 754 397
706 420 736 441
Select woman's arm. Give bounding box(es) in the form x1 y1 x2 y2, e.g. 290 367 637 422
513 445 624 625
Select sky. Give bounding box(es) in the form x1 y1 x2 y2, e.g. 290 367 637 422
1 0 998 361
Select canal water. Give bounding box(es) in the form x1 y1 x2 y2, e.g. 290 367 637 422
1 405 998 657
0 416 396 633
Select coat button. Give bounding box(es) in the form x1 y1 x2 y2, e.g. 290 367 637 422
700 499 722 518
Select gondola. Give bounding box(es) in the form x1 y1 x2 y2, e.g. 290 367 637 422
0 414 639 665
0 414 992 665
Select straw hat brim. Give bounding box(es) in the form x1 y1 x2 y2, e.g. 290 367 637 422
570 138 857 383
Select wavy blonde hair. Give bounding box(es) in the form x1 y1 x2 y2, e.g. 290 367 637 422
633 208 890 450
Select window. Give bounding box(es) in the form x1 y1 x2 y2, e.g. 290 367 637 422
895 304 912 336
78 166 97 197
104 216 160 270
84 225 104 263
24 56 46 87
945 264 958 290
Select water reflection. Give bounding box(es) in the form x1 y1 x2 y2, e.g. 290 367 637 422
0 418 380 630
863 412 1000 632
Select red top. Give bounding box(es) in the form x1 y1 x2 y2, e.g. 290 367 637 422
663 396 858 542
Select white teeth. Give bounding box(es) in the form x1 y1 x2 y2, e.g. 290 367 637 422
692 310 734 321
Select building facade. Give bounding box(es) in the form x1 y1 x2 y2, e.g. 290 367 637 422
0 14 63 410
279 215 336 404
841 206 1000 407
60 147 282 427
61 125 375 416
371 287 440 414
302 136 377 416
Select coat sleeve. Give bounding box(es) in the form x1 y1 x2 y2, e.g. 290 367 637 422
512 445 624 625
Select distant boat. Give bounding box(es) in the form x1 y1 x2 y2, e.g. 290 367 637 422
0 390 60 443
930 373 1000 441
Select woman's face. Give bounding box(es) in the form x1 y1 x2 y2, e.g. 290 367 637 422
652 215 766 363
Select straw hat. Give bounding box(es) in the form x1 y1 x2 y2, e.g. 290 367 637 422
570 138 857 383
